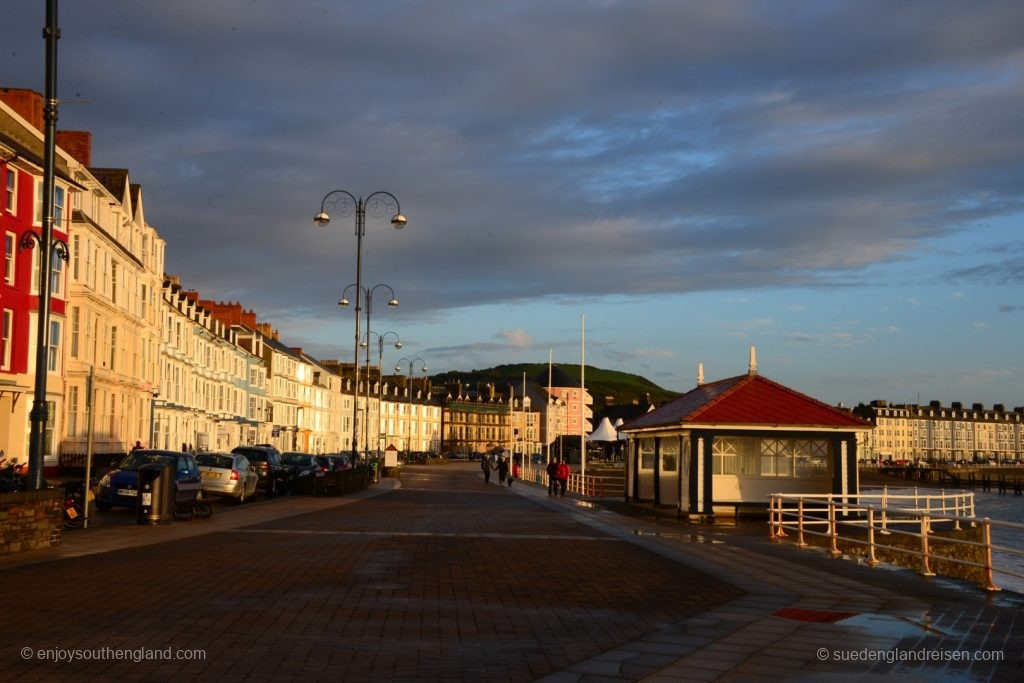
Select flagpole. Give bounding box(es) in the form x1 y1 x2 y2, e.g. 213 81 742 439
580 314 586 479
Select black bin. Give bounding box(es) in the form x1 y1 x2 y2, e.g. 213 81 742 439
137 461 174 525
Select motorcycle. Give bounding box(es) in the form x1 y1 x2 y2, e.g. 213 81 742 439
62 480 86 529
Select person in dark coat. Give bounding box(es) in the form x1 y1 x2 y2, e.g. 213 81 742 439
496 456 509 485
480 455 493 484
546 457 559 496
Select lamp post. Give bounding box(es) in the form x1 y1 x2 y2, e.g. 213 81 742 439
19 0 65 490
341 282 398 462
395 357 427 457
315 191 406 462
149 389 159 448
361 330 402 456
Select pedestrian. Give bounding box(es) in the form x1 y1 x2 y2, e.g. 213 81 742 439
480 455 493 484
510 459 520 488
547 457 559 496
496 455 509 485
556 458 570 497
130 440 143 452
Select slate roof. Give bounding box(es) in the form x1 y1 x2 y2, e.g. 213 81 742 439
621 373 869 431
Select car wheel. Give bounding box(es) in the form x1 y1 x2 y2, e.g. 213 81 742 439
95 500 112 512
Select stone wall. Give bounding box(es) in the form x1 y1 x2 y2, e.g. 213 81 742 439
0 489 63 555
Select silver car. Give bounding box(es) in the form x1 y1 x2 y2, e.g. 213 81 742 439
196 452 259 503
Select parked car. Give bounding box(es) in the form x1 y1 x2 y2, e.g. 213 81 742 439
196 452 259 504
231 445 289 496
95 449 201 511
324 454 354 471
281 452 324 493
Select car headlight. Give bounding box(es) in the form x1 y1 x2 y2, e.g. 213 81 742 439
299 470 311 477
99 473 111 488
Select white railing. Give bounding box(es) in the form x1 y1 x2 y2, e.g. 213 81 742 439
768 491 1024 592
519 463 614 497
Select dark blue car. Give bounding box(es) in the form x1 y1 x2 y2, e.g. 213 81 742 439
95 450 200 511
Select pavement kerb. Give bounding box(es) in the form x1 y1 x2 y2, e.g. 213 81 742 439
0 477 402 571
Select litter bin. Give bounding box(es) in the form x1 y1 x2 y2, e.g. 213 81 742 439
137 461 174 525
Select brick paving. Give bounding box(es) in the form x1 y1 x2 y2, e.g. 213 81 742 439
1 463 1022 681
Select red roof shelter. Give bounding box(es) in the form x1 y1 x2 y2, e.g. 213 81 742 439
621 366 871 517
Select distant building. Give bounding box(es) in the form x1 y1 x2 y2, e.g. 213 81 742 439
854 400 1024 462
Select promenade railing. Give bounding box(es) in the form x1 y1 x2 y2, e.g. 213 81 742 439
519 462 613 498
768 490 1024 592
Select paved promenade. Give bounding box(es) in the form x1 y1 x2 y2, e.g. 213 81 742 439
1 463 1022 681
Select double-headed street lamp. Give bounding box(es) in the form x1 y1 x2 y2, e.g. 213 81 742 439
361 330 402 456
395 357 428 456
341 282 398 460
314 191 406 461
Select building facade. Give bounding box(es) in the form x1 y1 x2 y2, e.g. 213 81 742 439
855 400 1024 463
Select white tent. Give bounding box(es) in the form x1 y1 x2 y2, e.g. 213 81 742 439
588 417 618 442
613 417 628 441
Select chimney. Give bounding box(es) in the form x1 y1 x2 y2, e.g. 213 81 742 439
56 130 92 166
0 88 44 130
697 362 704 386
748 346 758 376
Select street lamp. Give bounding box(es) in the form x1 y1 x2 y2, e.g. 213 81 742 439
361 330 402 457
315 190 406 462
395 357 427 457
341 282 398 461
20 0 65 490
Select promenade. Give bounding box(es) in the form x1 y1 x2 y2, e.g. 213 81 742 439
1 463 1021 681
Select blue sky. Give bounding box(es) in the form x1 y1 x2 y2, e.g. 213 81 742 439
3 1 1022 407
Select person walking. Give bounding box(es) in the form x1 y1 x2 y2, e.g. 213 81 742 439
556 458 570 497
510 459 520 488
130 440 143 452
480 455 493 484
496 455 509 486
546 457 560 496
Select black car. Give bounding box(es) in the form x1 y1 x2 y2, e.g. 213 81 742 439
231 445 289 496
281 452 325 493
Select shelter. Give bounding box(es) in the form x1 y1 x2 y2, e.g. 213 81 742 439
619 351 871 517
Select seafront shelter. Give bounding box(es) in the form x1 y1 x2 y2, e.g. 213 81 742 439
620 354 872 517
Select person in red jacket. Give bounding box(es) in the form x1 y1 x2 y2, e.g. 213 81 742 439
546 457 560 496
556 458 571 497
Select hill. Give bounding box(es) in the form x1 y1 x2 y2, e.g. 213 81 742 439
430 363 680 412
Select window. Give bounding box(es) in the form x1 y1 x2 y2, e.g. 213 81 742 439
109 326 117 371
111 261 118 304
50 252 64 296
34 179 42 225
3 168 15 214
69 306 79 358
4 232 14 285
661 438 678 472
639 438 655 470
48 319 62 372
44 400 56 456
66 385 79 437
1 309 12 370
54 186 65 229
71 234 79 281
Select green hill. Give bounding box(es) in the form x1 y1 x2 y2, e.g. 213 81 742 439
430 363 680 412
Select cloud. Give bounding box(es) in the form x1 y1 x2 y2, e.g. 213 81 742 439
1000 305 1024 313
495 329 535 349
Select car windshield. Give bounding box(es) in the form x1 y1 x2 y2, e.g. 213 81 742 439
282 453 314 466
196 454 233 469
117 453 174 471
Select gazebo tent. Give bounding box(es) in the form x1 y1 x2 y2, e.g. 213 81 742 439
588 417 618 442
620 368 871 517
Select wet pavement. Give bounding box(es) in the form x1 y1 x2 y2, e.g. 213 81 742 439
1 463 1022 681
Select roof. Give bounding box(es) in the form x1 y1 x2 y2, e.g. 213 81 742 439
621 373 870 431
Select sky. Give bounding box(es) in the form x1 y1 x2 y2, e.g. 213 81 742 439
3 1 1023 408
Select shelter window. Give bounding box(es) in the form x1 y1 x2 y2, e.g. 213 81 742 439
639 438 655 470
661 438 678 472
